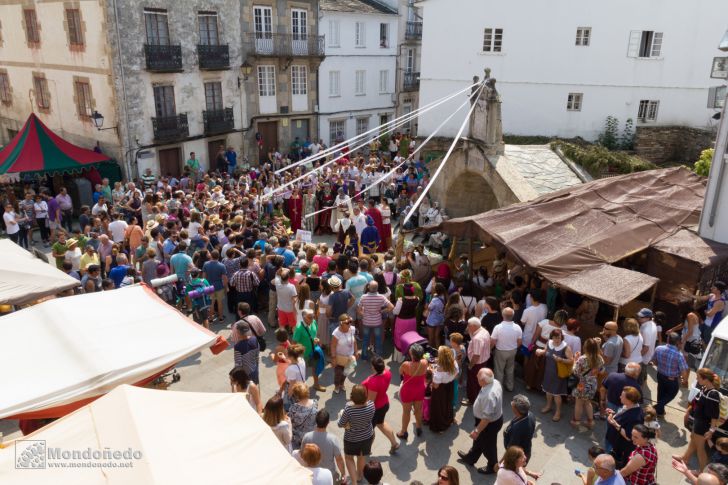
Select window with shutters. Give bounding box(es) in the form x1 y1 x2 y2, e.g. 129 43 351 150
257 65 276 97
144 9 170 45
355 22 366 48
355 70 366 95
567 93 582 111
204 82 223 111
66 9 84 46
330 119 345 145
575 27 591 46
153 85 176 117
198 12 219 45
75 80 93 118
329 71 340 97
0 72 11 105
637 100 659 121
483 28 503 52
356 117 369 136
291 65 307 95
379 70 389 93
328 20 340 47
24 9 40 44
627 31 663 58
33 76 50 110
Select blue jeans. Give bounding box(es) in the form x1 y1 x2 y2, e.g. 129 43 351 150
361 325 383 358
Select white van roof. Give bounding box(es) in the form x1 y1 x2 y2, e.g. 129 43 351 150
712 315 728 341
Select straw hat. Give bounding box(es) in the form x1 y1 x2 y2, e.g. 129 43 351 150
213 186 223 192
209 215 222 225
146 220 159 230
66 238 78 247
205 200 218 210
328 276 342 288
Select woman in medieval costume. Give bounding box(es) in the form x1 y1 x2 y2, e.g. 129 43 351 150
287 187 303 234
302 187 317 233
316 183 335 235
378 198 393 252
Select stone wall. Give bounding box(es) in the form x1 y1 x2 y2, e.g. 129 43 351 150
634 126 716 165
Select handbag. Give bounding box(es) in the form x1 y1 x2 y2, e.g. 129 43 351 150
335 355 353 367
302 323 320 362
557 359 573 379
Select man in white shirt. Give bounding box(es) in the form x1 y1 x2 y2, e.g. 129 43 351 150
520 290 548 348
108 213 128 244
351 207 367 239
637 308 658 384
490 307 522 392
91 195 108 216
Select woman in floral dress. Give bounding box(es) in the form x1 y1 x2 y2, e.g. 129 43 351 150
571 337 603 429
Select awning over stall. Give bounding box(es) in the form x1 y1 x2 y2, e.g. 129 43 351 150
428 167 707 306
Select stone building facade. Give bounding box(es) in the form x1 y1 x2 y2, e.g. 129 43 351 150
394 0 421 136
105 0 244 178
239 0 324 162
0 0 122 160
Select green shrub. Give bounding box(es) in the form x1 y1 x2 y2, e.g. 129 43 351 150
597 116 620 150
693 148 714 177
551 141 657 177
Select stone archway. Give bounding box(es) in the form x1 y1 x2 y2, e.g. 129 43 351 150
444 170 498 218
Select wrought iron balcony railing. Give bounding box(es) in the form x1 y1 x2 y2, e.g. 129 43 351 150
197 44 230 70
203 108 234 134
244 33 325 57
144 44 183 72
405 21 423 40
152 114 189 141
403 72 420 91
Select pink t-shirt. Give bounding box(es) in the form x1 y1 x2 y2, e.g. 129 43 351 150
312 255 331 275
362 370 391 409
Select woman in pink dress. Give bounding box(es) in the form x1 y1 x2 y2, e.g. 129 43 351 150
397 343 427 441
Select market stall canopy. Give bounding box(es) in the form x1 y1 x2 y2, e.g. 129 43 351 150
0 113 110 175
428 167 706 306
0 285 227 420
0 385 312 485
0 239 80 305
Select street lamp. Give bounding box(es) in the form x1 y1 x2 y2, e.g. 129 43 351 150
91 110 117 132
238 61 253 88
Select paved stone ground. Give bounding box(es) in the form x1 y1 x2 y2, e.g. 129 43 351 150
0 235 696 484
504 145 584 196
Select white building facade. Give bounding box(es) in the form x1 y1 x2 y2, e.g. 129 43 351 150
318 0 398 147
417 0 728 141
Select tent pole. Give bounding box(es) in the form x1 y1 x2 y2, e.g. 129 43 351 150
468 238 474 282
649 284 658 308
613 306 620 323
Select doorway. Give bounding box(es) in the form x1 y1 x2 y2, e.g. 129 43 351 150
207 139 226 171
158 147 182 178
291 119 309 144
257 121 279 157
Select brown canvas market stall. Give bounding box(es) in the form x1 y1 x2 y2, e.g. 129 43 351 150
427 167 718 316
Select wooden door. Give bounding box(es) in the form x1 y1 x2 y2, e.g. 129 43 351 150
158 147 181 178
207 139 226 171
258 121 278 156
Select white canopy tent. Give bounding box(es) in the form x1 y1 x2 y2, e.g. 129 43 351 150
0 285 226 420
0 239 79 306
0 385 312 484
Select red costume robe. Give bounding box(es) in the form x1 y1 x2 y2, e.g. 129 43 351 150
365 206 386 252
287 195 303 234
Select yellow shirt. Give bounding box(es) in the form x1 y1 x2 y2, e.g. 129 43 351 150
79 253 100 272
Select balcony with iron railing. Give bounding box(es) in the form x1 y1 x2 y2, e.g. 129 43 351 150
203 108 234 134
152 114 189 141
405 21 423 40
144 44 183 72
197 44 230 70
244 33 325 57
403 72 420 91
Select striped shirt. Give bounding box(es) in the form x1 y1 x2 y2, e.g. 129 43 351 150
338 401 375 443
359 293 389 327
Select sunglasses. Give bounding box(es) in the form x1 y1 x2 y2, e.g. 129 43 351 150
438 475 449 481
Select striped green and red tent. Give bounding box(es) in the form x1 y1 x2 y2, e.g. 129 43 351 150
0 113 111 175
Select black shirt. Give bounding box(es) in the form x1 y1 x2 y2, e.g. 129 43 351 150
503 412 536 459
602 372 642 406
481 311 502 334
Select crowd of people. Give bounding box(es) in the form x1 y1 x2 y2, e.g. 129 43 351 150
2 133 727 485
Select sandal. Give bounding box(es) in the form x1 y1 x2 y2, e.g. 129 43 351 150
396 431 408 440
552 414 561 422
569 420 580 427
389 442 400 454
